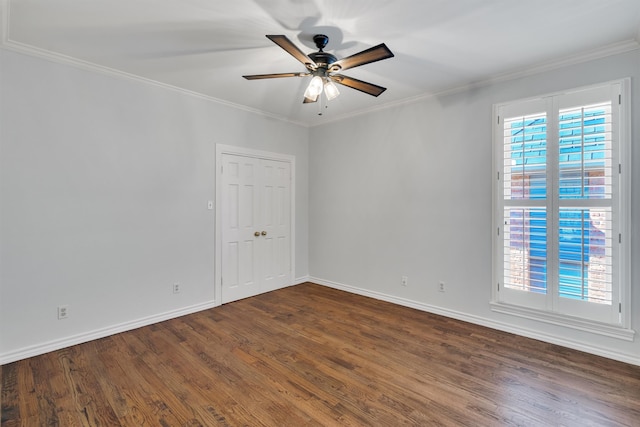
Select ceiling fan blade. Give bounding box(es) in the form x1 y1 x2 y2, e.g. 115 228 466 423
243 72 308 80
330 74 387 97
330 43 394 72
303 97 318 104
266 35 316 68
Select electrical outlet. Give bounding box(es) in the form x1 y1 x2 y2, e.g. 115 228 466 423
439 281 446 292
173 283 181 294
401 276 408 286
58 305 69 320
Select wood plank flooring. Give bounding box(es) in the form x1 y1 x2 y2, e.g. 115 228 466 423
2 283 639 426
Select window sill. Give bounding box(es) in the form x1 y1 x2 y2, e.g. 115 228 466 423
490 301 635 341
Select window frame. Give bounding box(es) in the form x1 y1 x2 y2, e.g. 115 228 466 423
491 79 633 341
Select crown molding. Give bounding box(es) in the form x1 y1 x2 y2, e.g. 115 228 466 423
1 39 308 127
485 38 640 85
0 0 308 128
311 38 640 127
2 0 638 129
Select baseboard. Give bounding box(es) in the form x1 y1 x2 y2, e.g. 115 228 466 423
0 300 217 365
293 275 311 285
1 277 310 364
5 278 637 367
309 277 640 367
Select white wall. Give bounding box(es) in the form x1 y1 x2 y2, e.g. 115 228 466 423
309 49 640 365
0 49 309 362
1 45 638 366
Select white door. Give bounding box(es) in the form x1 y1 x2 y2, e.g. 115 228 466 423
258 158 292 293
221 153 291 303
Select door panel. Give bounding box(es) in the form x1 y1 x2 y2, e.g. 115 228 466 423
259 159 291 293
221 155 260 303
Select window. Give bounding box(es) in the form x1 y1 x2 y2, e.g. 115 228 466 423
492 80 632 337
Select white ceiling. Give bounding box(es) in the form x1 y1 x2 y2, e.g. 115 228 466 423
3 0 640 126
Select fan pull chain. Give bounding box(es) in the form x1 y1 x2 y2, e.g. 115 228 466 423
317 94 330 116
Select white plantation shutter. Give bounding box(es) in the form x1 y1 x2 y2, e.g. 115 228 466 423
557 101 614 307
502 207 547 295
558 102 613 200
557 208 613 304
498 99 550 311
502 112 547 201
494 81 628 328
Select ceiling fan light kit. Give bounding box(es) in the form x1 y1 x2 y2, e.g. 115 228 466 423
243 33 394 105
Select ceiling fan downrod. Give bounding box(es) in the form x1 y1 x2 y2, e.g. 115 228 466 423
308 34 338 75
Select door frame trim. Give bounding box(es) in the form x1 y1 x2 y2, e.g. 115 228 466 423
214 144 296 306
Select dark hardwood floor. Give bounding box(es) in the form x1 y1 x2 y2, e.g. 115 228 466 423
2 283 639 426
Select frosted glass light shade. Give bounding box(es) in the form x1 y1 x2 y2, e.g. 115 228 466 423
324 79 340 101
304 76 323 100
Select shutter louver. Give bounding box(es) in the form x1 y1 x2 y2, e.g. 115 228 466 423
557 101 613 305
502 113 548 295
503 113 547 201
558 208 612 304
503 207 547 293
558 103 613 200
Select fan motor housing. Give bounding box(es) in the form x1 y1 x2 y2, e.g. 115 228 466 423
308 51 337 68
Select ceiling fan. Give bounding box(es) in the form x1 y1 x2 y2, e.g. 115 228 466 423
243 34 394 103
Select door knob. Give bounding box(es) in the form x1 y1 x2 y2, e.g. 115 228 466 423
261 231 267 236
254 231 260 237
